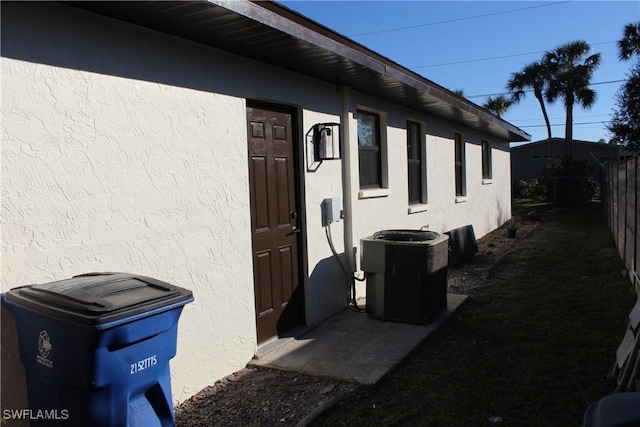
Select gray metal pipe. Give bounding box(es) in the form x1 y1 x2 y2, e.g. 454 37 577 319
340 86 355 272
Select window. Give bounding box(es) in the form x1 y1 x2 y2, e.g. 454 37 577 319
357 110 382 188
454 133 466 197
481 140 492 180
407 121 424 204
531 154 549 160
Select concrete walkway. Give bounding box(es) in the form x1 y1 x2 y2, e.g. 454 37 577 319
250 293 468 385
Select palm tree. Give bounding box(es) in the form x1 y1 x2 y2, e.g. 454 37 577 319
544 40 602 159
618 22 640 61
482 95 513 118
507 61 553 141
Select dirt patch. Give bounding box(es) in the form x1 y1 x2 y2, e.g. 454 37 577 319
175 218 545 427
175 366 355 427
447 219 543 294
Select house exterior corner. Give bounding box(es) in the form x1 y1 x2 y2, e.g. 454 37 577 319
1 0 528 409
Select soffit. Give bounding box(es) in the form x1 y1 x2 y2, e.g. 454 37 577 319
66 0 530 142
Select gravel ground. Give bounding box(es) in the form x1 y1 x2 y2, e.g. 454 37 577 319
175 366 355 427
174 218 541 427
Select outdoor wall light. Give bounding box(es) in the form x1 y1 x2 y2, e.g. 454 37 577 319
312 123 341 161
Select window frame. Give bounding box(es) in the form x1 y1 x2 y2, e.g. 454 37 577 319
454 132 466 197
481 139 493 180
406 120 427 205
357 109 382 189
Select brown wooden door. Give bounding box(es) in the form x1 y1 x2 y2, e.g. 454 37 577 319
247 105 303 343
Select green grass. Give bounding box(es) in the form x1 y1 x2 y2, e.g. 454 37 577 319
511 198 554 219
312 203 635 427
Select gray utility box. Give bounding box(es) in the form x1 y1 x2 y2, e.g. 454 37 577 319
361 230 449 324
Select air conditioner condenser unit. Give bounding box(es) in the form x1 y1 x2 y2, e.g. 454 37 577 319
361 230 449 324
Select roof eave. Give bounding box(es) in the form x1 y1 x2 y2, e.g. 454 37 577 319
65 0 530 142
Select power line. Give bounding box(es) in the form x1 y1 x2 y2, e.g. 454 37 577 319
513 114 612 123
410 41 616 70
413 50 552 69
349 1 572 37
467 79 625 99
519 120 612 128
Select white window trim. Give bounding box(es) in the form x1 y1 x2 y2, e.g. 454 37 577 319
454 132 467 198
481 139 493 181
408 204 429 214
406 118 428 207
358 188 391 199
455 196 468 204
356 106 388 190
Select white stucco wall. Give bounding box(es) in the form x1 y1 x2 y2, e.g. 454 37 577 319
301 110 347 325
2 47 256 405
1 1 513 411
1 1 347 407
343 93 512 278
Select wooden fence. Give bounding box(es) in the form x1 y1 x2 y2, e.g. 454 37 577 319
602 154 640 292
604 154 640 392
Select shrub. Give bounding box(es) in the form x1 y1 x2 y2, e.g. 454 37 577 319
518 178 547 200
542 157 598 205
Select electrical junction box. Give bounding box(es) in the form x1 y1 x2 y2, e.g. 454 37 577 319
321 197 342 226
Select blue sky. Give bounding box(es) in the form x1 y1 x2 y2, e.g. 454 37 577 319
280 1 640 144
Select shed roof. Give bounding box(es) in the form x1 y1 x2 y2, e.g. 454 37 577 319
511 138 622 151
67 0 530 142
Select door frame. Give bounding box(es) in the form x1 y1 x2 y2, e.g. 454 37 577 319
246 99 307 342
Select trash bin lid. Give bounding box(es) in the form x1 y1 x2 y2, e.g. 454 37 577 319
4 272 194 326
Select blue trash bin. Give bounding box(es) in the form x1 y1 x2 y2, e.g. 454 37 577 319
1 272 194 427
